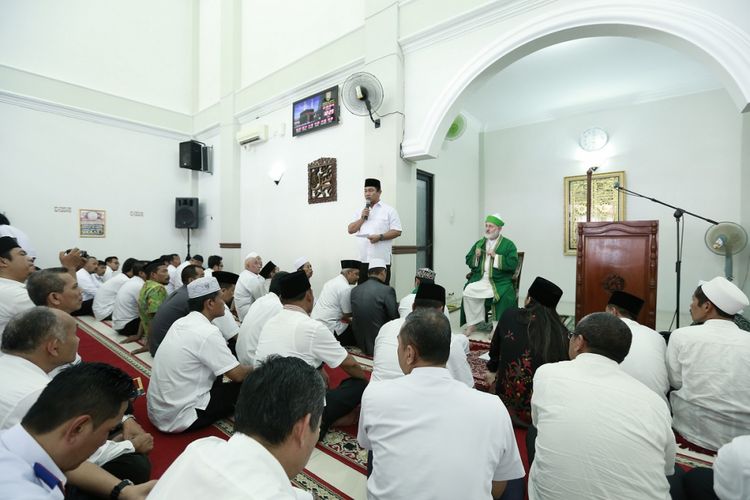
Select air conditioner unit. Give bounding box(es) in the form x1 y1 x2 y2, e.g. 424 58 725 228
236 125 268 146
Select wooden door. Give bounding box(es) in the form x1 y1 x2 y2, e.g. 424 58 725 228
575 220 659 329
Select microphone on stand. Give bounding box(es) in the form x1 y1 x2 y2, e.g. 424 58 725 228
364 201 371 220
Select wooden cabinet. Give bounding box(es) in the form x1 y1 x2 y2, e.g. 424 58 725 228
575 220 659 329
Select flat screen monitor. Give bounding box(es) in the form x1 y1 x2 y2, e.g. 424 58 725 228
292 85 340 137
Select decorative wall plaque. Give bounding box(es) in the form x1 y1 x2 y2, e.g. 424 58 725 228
563 170 625 255
308 157 337 204
79 209 106 238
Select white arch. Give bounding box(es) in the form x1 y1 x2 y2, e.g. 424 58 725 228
401 0 750 160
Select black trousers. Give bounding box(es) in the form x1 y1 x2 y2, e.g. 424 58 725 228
336 325 357 348
357 262 392 286
116 317 140 337
65 452 152 500
320 378 368 440
186 377 242 431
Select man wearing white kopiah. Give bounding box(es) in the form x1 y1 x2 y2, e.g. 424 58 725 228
347 178 402 285
311 260 360 346
667 276 750 451
460 214 518 334
398 267 450 319
148 276 252 433
234 252 266 321
293 256 313 279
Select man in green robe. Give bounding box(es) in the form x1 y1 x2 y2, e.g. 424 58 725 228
460 214 518 333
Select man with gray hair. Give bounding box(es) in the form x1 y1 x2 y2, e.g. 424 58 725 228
312 259 360 346
358 308 524 499
26 267 83 315
234 252 266 321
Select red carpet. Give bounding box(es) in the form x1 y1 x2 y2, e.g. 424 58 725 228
76 326 229 478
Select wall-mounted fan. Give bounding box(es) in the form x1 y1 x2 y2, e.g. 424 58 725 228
705 222 748 281
341 72 383 128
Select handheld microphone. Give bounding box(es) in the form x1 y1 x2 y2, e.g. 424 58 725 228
613 181 620 189
364 201 371 220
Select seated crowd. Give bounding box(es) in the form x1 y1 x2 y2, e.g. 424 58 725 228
0 224 749 500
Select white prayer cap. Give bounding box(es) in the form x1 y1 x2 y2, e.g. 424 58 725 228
187 276 221 299
244 252 259 262
369 258 387 269
294 256 309 270
698 276 749 315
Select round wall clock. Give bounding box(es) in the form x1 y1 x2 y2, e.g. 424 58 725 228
579 127 608 152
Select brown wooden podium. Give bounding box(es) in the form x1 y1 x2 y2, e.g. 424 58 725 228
575 220 659 328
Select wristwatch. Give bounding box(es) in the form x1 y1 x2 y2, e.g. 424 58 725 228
110 479 133 499
379 233 384 242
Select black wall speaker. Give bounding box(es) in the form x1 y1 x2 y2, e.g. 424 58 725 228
175 197 199 229
179 140 204 171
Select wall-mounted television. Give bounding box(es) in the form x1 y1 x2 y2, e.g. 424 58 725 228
292 85 340 137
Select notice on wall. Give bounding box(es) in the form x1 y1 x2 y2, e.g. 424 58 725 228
79 209 106 238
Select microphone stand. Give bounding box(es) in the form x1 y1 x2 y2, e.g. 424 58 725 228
614 184 718 329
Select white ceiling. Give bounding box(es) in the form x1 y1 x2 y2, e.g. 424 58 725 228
461 36 723 131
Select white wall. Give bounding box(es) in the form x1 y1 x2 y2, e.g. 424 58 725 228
482 89 743 329
240 0 364 88
190 133 223 263
417 115 481 309
239 107 366 294
0 0 194 113
0 102 197 268
198 0 221 111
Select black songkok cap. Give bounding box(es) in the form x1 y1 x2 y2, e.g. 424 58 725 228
212 271 239 286
259 261 277 279
415 283 446 304
0 236 20 255
278 270 311 299
340 259 361 270
364 178 381 190
608 291 645 318
528 276 563 309
145 259 165 276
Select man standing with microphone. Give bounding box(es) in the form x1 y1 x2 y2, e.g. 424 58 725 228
348 178 402 285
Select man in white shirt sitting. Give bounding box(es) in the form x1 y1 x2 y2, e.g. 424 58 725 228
398 267 449 319
604 290 669 403
164 253 181 294
358 308 525 499
102 256 120 282
311 259 360 347
169 254 203 293
529 312 675 499
254 271 369 439
148 356 324 499
148 277 253 433
372 283 473 387
234 252 267 321
236 271 287 366
112 261 147 337
0 236 35 336
27 267 83 316
667 276 750 452
74 256 101 316
203 255 223 279
0 360 156 499
293 256 313 279
93 258 136 321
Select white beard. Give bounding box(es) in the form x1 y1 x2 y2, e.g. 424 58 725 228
485 229 500 240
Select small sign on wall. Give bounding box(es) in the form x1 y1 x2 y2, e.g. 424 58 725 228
79 209 106 238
